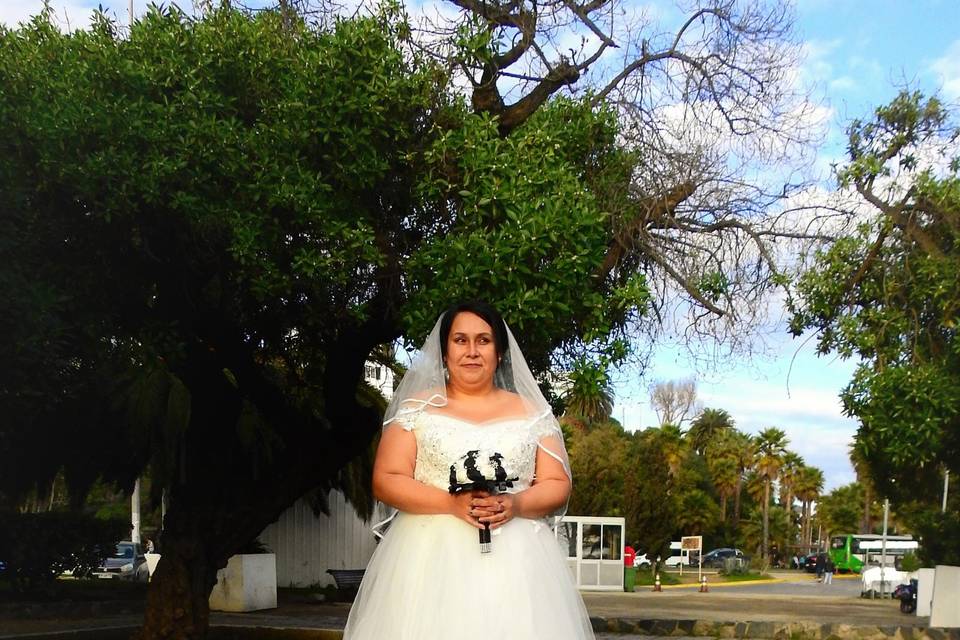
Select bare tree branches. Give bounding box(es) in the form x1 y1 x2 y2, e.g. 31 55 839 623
649 378 702 427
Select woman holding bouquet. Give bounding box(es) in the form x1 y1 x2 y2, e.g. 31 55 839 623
343 301 595 639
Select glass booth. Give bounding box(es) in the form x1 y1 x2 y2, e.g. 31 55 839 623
555 515 625 590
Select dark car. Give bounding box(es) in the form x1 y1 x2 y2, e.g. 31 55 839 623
92 541 148 582
804 552 822 573
701 547 747 569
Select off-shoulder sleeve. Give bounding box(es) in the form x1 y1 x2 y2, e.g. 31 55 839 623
389 407 422 432
531 412 562 441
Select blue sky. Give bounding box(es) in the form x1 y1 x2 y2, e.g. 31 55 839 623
3 0 958 490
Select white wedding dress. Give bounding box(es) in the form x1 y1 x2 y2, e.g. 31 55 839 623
343 410 596 639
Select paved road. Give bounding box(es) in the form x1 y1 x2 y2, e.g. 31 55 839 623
581 570 917 628
0 571 922 638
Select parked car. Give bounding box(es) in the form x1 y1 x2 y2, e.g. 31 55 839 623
634 553 652 568
664 553 695 567
804 553 821 573
701 547 747 569
92 541 149 582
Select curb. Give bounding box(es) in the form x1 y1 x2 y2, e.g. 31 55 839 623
649 578 787 590
5 620 960 640
589 617 960 640
0 626 342 640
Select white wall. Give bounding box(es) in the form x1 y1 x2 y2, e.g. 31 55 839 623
259 491 389 588
930 565 960 628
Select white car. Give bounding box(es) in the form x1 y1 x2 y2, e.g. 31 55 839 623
664 555 691 567
633 553 652 568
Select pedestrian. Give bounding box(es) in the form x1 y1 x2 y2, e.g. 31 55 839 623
823 555 834 585
815 553 824 581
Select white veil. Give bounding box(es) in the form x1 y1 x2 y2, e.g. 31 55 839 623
375 312 572 532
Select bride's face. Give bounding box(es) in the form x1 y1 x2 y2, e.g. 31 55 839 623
445 312 498 391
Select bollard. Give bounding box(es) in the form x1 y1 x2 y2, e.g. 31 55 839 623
652 573 662 592
699 575 708 592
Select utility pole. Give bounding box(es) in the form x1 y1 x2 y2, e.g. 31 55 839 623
131 477 142 544
944 469 950 513
880 499 889 599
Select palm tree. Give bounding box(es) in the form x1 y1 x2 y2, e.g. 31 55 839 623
676 489 721 535
710 429 754 530
708 456 739 524
753 427 788 564
795 465 824 554
740 506 792 564
778 452 803 507
686 408 734 455
656 423 687 480
778 452 805 531
562 363 614 424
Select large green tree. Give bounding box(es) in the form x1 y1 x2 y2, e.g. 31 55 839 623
2 1 817 637
790 91 959 496
790 91 959 562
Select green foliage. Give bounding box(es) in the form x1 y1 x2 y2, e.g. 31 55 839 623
405 97 644 368
563 360 615 423
0 6 650 517
899 552 921 572
790 92 960 503
687 408 734 455
0 511 129 593
738 505 791 560
896 476 960 565
817 482 866 536
567 422 628 516
675 489 721 536
907 509 960 566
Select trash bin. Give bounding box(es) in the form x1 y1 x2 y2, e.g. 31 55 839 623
624 566 637 592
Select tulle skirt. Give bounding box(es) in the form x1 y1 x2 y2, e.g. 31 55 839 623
343 512 596 639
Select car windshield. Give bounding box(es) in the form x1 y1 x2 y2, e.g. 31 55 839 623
113 544 134 559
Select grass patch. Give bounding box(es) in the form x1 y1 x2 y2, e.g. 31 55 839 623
634 569 681 586
717 572 772 582
0 576 148 602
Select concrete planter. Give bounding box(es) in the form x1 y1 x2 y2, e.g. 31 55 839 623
209 553 278 612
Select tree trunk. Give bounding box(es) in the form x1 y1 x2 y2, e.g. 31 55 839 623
720 494 727 524
762 478 770 564
733 476 743 528
862 483 872 533
800 500 806 554
137 529 217 640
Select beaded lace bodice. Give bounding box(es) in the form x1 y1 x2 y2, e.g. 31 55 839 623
397 411 558 493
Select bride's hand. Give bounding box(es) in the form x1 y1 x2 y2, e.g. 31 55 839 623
473 493 515 530
450 491 486 529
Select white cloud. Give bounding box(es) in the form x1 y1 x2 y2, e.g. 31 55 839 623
829 76 856 92
930 39 960 100
0 1 122 30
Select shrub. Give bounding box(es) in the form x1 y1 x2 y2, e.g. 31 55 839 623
899 552 921 572
0 511 129 592
721 557 750 576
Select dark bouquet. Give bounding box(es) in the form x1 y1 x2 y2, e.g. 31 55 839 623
448 450 518 553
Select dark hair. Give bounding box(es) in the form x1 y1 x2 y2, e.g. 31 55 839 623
439 301 509 360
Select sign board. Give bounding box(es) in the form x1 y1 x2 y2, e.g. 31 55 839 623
681 536 702 551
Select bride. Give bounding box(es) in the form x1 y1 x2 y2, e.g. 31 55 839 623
343 301 595 639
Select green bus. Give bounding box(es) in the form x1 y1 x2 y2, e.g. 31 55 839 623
828 534 918 573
